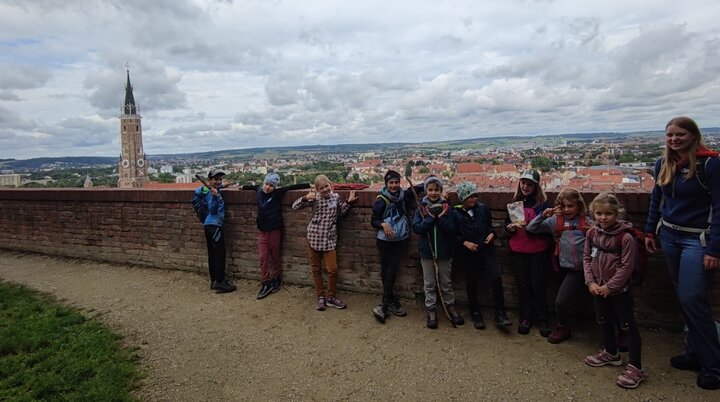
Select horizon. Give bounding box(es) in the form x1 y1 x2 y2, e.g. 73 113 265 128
2 1 720 160
0 127 677 161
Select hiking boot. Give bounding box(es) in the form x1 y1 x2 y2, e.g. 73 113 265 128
518 319 531 335
547 324 571 344
388 301 407 317
256 281 272 299
471 311 486 330
326 295 347 309
372 304 388 324
697 373 720 390
538 320 551 337
214 280 236 293
426 308 438 329
446 304 465 326
495 312 512 328
616 364 647 389
585 350 623 367
670 354 701 371
316 296 326 311
270 276 282 293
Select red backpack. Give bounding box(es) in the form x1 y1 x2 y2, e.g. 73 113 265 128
550 215 590 272
586 226 647 286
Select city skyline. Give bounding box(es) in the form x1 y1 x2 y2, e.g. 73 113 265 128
1 1 720 160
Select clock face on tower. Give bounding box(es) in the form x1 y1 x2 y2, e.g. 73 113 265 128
121 159 130 168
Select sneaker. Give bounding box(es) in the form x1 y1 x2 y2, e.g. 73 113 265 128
697 373 720 390
446 304 465 326
518 319 531 335
616 364 647 389
426 308 438 329
316 296 326 311
538 321 551 337
214 280 236 294
388 301 407 317
326 295 347 309
256 282 272 299
471 311 486 330
585 350 623 367
372 304 387 324
547 325 571 344
270 276 282 293
670 354 701 371
495 312 512 328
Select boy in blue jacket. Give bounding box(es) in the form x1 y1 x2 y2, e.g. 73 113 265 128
196 170 236 293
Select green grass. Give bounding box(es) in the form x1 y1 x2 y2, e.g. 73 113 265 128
0 282 140 401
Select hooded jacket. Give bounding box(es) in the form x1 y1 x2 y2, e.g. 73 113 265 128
412 197 456 260
452 202 495 256
527 214 593 270
583 221 637 295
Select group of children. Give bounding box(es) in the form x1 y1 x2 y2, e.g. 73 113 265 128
196 168 646 389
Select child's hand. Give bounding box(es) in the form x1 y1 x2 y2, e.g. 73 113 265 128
305 190 316 202
597 285 611 298
506 223 517 232
437 203 450 218
381 222 395 239
418 205 429 217
588 283 600 296
464 241 479 252
347 190 358 203
211 187 219 196
542 207 555 218
484 233 495 244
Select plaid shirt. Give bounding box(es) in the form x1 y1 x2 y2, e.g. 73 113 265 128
292 192 351 251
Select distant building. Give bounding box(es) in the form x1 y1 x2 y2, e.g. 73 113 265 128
175 174 193 184
0 174 21 187
160 165 174 174
117 69 148 188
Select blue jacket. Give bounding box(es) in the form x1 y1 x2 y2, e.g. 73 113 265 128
645 156 720 257
195 186 224 227
244 183 311 232
412 198 455 260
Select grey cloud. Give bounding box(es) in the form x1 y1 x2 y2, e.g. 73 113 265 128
0 91 21 101
0 106 37 130
40 117 116 147
0 65 52 91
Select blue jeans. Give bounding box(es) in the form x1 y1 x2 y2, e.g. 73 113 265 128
660 228 720 377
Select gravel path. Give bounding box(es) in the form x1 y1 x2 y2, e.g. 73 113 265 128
0 250 715 401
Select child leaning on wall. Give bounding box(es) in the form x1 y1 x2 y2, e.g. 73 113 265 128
451 181 512 331
292 174 357 311
506 168 552 337
194 170 236 294
527 188 593 343
242 172 311 300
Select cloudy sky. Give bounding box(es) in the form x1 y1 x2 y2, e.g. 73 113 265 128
1 0 719 159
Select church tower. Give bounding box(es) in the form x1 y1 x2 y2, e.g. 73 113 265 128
117 69 148 188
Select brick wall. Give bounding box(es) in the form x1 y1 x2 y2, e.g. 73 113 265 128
0 188 716 328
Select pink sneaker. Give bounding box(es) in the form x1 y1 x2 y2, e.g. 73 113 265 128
585 350 622 367
315 296 326 311
616 364 647 389
326 295 347 309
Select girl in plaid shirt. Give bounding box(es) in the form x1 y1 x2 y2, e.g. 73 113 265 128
292 175 358 311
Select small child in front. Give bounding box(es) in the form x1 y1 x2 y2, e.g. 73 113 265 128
412 175 461 329
452 181 512 330
292 174 357 311
583 193 646 389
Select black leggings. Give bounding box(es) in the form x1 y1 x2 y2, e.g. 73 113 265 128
594 289 642 368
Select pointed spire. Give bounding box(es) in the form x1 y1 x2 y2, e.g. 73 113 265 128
123 68 137 115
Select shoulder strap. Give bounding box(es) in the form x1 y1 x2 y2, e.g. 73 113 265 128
554 214 564 235
696 156 709 190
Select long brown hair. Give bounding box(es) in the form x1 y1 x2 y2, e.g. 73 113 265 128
511 177 547 208
657 116 706 186
556 188 587 216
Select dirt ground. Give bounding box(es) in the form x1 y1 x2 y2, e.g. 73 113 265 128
0 250 716 401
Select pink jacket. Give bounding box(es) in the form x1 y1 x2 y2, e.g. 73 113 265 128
582 221 637 295
509 206 551 254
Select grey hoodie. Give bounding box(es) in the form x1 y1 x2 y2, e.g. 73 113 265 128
527 214 593 270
